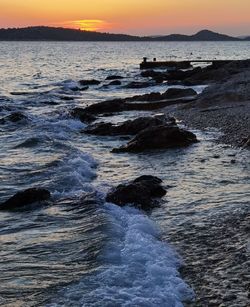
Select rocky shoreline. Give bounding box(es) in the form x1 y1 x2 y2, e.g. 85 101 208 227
1 59 249 306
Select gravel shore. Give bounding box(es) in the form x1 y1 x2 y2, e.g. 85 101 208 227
162 62 250 306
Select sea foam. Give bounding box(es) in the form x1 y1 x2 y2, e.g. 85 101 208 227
49 203 194 306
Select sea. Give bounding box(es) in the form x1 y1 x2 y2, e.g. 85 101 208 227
0 41 249 306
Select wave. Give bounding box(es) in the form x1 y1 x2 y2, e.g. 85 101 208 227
49 203 194 306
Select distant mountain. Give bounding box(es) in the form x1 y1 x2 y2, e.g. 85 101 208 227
0 26 244 41
243 36 250 41
152 30 241 41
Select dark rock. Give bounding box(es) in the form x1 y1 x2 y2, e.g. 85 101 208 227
70 107 96 123
0 188 51 210
108 80 122 86
79 86 89 91
112 125 198 153
124 81 154 89
106 75 124 80
161 88 197 99
82 96 197 115
106 175 166 210
0 112 28 124
213 154 220 159
84 115 175 136
127 88 197 102
79 79 101 86
70 86 89 91
166 67 202 81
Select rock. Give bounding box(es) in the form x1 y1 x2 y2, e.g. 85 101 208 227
84 115 175 136
106 75 124 80
166 67 202 81
83 99 124 114
161 88 197 99
106 175 166 210
124 81 154 89
79 79 101 86
112 125 198 153
70 107 97 123
0 112 28 124
141 68 202 83
0 188 51 210
108 80 122 86
82 96 197 115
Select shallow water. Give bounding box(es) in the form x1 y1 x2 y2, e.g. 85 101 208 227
0 41 249 306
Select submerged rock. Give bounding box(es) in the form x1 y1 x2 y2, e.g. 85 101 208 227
0 112 28 124
79 79 101 86
107 80 122 86
124 81 154 89
106 75 124 80
106 175 166 210
0 188 51 210
112 125 198 153
84 115 176 136
70 107 97 123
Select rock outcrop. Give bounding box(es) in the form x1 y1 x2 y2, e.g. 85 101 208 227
84 115 176 136
70 107 97 123
0 188 51 210
106 175 166 210
112 125 198 153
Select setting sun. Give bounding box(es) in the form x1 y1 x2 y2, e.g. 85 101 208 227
58 19 110 32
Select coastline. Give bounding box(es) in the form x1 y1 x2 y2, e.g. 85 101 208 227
162 62 250 306
1 48 249 306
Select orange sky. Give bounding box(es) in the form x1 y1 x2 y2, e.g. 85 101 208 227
0 0 249 35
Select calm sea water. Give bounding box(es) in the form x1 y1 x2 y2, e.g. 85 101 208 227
0 41 249 306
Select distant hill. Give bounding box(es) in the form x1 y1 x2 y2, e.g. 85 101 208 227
0 26 140 41
0 26 245 41
152 30 241 41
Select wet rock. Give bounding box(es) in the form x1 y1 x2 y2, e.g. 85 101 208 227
0 188 51 210
106 75 124 80
112 125 198 153
141 67 202 83
83 97 196 115
83 99 125 114
161 88 197 99
124 81 154 89
70 107 97 123
126 88 197 102
84 115 175 136
107 80 122 86
106 175 166 210
0 112 28 124
70 86 89 92
79 79 101 86
10 91 34 96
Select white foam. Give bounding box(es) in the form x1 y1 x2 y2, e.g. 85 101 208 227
49 203 194 306
52 151 98 198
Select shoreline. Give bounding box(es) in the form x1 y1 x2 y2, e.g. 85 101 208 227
161 62 250 305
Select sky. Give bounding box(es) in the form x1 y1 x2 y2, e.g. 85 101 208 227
0 0 249 36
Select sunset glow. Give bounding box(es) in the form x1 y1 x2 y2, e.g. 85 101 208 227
0 0 249 35
52 20 111 32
